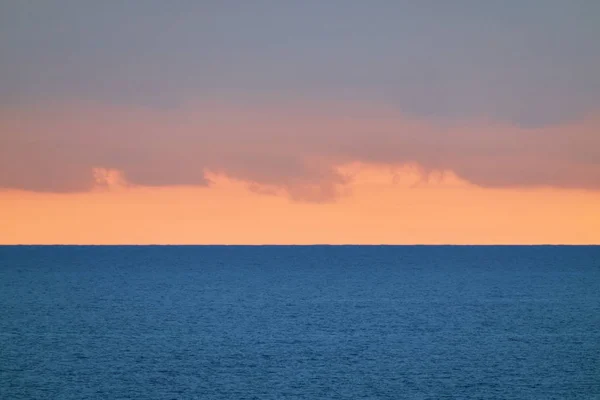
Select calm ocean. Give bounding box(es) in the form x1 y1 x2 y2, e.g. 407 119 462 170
1 245 599 399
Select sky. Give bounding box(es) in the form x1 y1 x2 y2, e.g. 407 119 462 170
1 1 599 244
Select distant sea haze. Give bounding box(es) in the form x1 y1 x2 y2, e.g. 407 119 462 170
1 245 599 399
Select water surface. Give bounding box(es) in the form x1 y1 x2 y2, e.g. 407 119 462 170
1 246 599 399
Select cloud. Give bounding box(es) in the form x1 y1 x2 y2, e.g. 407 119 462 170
1 102 599 201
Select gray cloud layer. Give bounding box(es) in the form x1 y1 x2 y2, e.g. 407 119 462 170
1 1 599 126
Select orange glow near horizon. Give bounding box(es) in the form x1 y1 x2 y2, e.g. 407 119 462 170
2 164 599 245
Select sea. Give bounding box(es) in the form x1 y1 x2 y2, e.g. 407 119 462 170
1 245 599 399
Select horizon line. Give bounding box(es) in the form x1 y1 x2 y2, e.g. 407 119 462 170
1 244 599 247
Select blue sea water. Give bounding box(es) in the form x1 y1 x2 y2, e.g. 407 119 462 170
1 245 599 399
